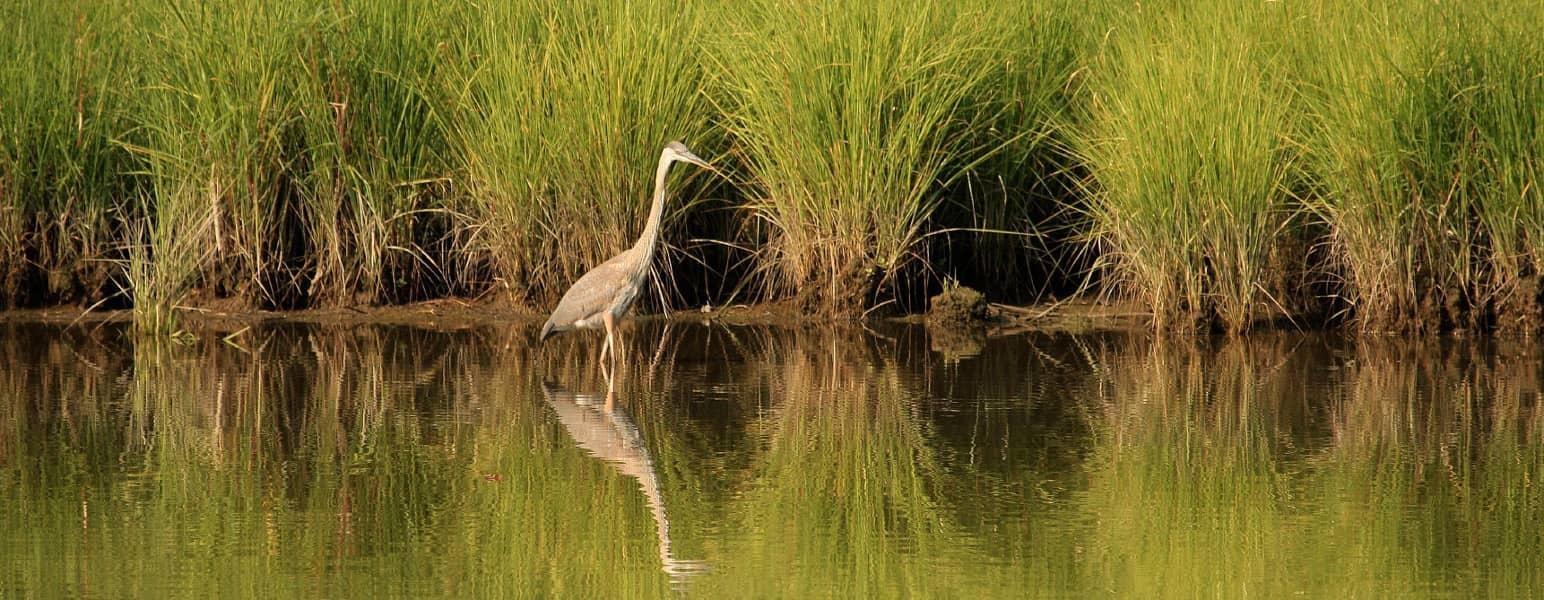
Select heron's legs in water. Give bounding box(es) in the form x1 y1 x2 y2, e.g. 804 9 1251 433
597 314 621 408
608 317 620 364
603 312 621 367
598 344 612 380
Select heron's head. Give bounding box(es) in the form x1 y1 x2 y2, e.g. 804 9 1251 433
663 141 712 170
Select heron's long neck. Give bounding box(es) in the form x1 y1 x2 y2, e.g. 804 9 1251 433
632 154 673 265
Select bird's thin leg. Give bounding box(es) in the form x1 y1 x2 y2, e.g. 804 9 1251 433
614 322 626 371
604 312 619 370
599 326 613 378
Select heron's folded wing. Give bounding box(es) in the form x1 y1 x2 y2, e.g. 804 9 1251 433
544 252 634 329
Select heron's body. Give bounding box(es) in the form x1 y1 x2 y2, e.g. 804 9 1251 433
541 248 646 335
539 142 711 363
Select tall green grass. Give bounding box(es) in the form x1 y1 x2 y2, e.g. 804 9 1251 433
0 0 139 306
1075 0 1301 333
927 0 1091 303
123 0 320 319
1449 1 1543 331
120 0 470 324
1075 0 1540 332
299 0 472 306
1 0 1540 332
1304 0 1544 331
717 0 1042 311
459 0 719 306
1467 9 1544 331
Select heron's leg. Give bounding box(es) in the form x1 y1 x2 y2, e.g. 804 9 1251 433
598 324 613 378
608 317 620 364
603 312 619 368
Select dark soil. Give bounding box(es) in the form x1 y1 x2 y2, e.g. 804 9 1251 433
927 284 989 326
1 294 1163 340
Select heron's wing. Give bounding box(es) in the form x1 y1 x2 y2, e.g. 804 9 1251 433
544 250 637 330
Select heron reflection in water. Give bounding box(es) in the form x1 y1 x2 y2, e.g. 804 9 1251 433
540 377 706 584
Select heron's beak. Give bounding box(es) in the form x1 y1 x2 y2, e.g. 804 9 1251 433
678 150 715 173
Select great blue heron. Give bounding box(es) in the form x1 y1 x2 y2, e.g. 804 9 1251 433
539 141 712 364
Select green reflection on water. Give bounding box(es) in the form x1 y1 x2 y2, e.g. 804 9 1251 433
1 324 1540 598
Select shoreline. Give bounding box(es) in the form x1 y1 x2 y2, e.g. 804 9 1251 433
2 294 1530 338
0 298 1169 336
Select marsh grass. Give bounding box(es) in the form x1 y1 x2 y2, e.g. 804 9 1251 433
95 0 480 330
1463 5 1544 330
459 0 719 307
299 0 473 306
717 0 1032 312
0 1 139 307
2 0 1540 332
122 0 321 314
1305 3 1465 331
1305 1 1544 331
931 0 1091 302
1076 0 1301 333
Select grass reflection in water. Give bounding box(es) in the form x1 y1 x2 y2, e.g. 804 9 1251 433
1 324 1540 598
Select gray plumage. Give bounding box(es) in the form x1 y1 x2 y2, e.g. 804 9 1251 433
539 142 712 359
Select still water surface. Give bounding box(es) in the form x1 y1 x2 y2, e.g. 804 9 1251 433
2 322 1541 598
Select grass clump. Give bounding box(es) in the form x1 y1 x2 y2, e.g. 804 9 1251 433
716 0 1026 313
119 0 472 330
0 0 139 307
299 0 472 306
459 0 719 306
1304 1 1544 332
122 0 322 320
944 0 1093 299
927 280 987 326
1460 2 1543 331
927 0 1090 303
1305 2 1468 332
1075 0 1301 333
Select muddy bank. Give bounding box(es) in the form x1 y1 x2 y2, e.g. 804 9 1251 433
0 300 537 331
0 297 1152 337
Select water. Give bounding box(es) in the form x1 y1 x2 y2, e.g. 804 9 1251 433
2 321 1541 598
